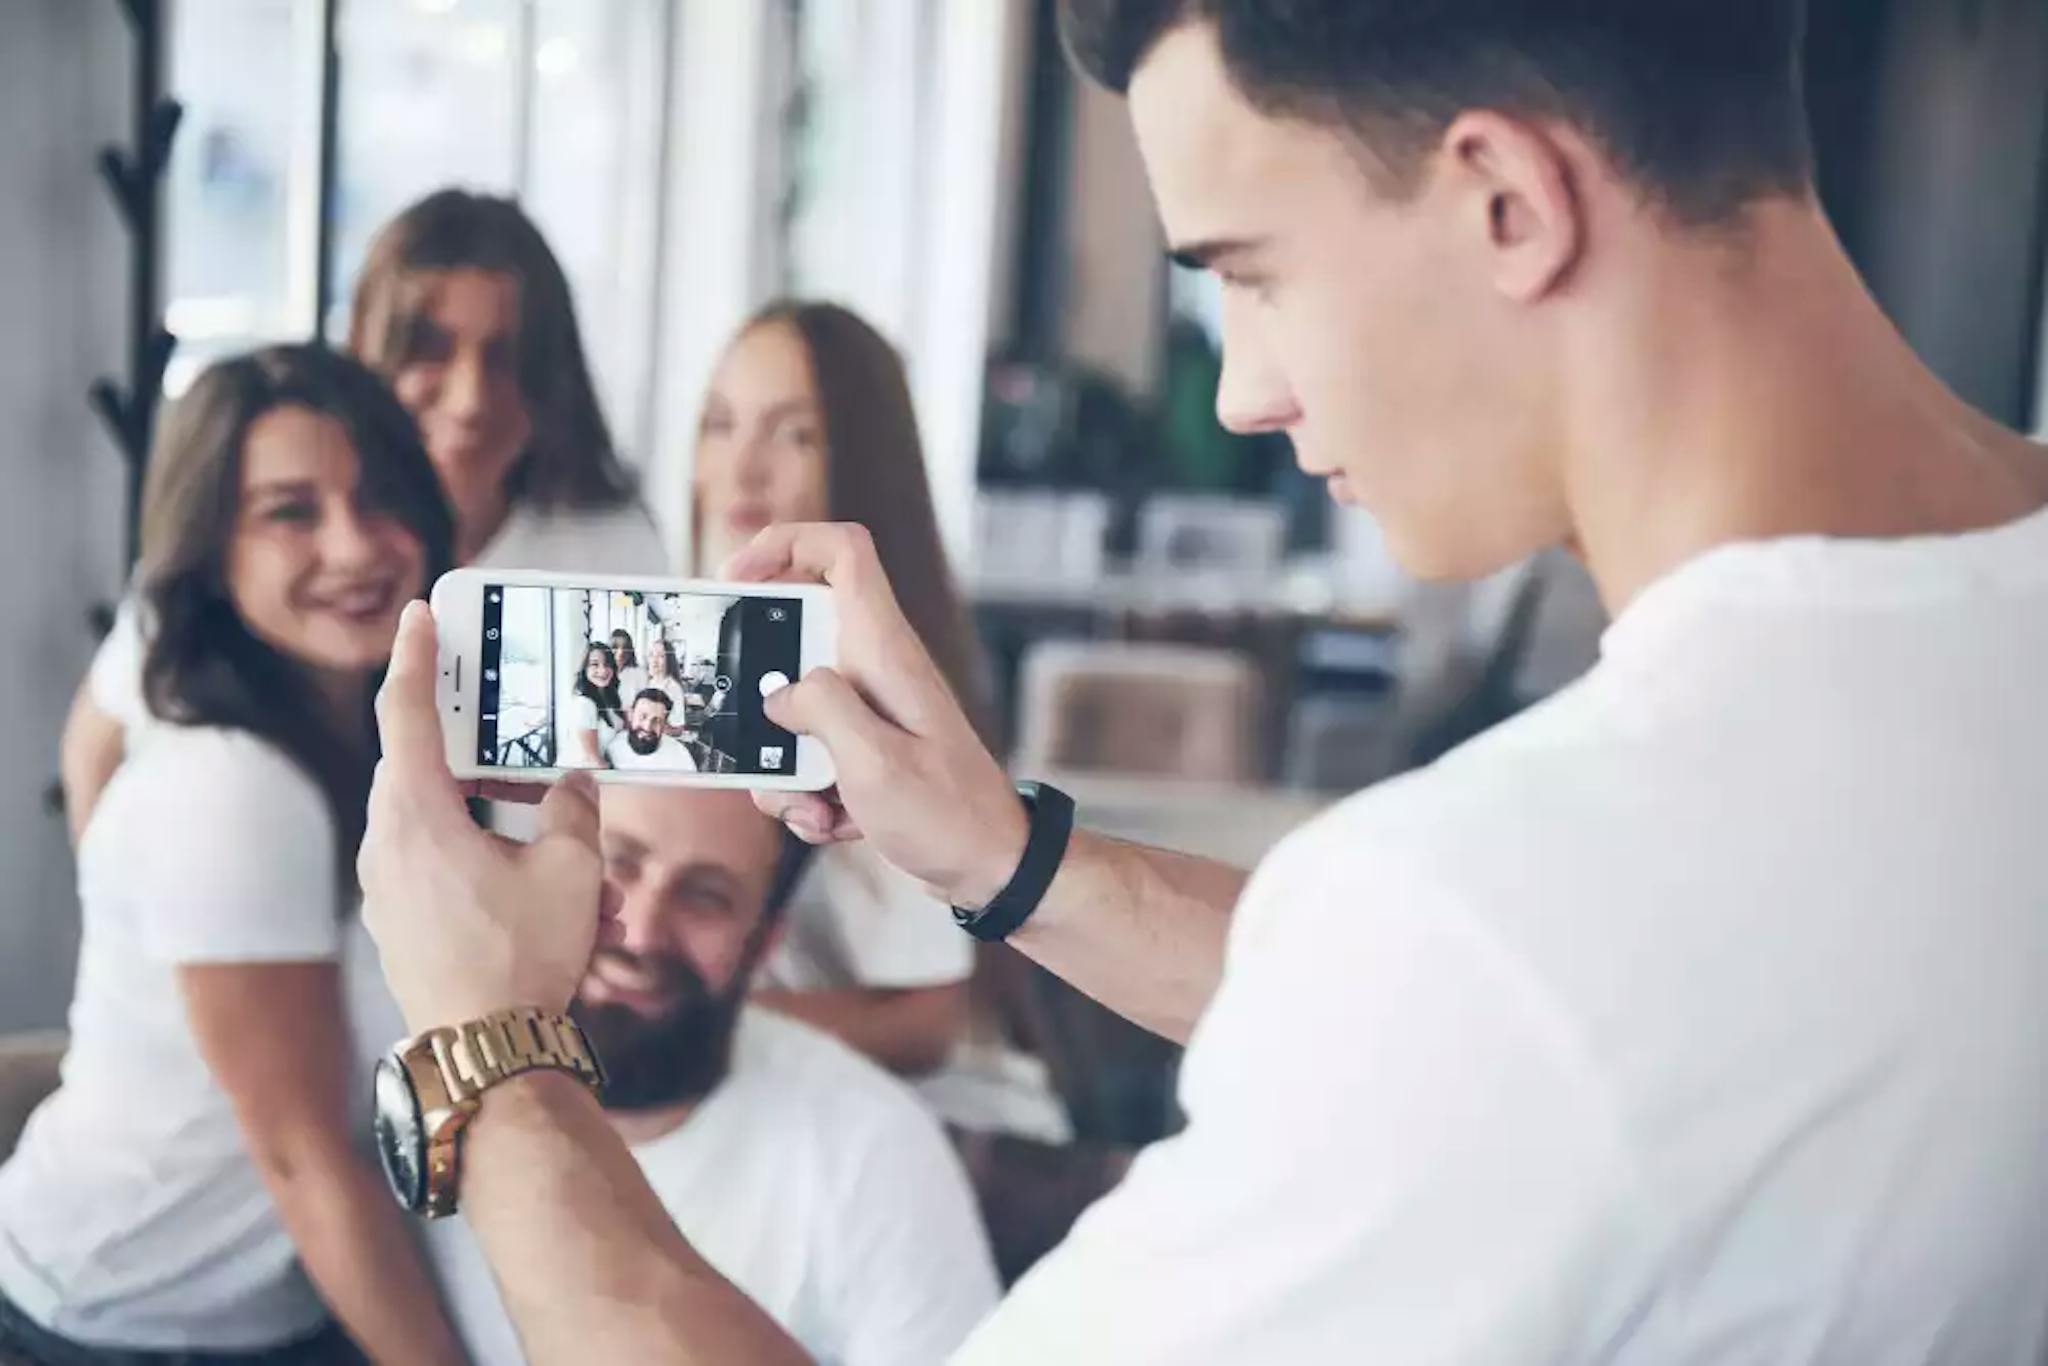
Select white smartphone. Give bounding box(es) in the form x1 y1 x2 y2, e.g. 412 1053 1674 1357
429 567 837 791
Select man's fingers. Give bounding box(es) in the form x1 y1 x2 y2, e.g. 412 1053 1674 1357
375 601 457 788
530 770 602 865
462 778 547 805
720 522 876 588
764 668 899 776
754 788 842 843
727 522 964 739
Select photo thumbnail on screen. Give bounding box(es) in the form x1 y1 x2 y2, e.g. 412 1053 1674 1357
475 583 803 778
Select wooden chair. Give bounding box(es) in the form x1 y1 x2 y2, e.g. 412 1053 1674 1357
1013 641 1262 783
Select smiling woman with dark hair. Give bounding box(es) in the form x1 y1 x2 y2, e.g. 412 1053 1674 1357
0 346 464 1364
563 641 626 769
61 187 670 845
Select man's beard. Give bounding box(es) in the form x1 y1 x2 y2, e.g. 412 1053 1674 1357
571 950 743 1111
625 727 663 756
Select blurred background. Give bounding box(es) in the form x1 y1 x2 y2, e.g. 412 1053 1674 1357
1 0 2044 1042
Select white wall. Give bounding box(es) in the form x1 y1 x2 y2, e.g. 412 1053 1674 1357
0 2 128 1030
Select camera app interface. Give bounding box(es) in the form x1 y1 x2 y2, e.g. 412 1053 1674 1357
475 584 802 777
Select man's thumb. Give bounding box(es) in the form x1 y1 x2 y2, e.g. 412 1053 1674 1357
765 668 896 773
532 770 602 854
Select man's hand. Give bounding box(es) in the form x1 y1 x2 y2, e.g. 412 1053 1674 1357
724 523 1029 909
360 601 613 1032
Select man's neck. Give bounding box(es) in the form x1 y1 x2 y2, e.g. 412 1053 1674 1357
1559 197 2048 614
606 1097 700 1148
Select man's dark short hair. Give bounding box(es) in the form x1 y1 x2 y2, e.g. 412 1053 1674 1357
1060 0 1814 226
633 688 674 713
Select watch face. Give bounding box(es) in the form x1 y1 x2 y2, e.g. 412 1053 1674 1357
372 1054 427 1213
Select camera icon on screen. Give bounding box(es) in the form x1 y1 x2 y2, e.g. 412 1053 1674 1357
767 607 788 623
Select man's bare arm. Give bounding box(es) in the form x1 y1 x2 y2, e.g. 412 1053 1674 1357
728 524 1253 1046
461 1072 807 1366
360 605 811 1366
1006 832 1244 1043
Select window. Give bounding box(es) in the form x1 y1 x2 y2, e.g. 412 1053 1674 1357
163 0 669 458
163 0 324 391
773 0 1028 565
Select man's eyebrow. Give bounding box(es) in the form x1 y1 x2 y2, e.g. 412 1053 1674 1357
1168 236 1269 272
602 830 651 860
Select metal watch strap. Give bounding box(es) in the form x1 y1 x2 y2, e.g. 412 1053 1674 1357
403 1007 605 1220
428 1006 606 1106
951 781 1076 943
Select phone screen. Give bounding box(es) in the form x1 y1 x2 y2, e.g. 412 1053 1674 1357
474 583 803 778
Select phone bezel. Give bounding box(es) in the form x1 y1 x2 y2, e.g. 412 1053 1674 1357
429 567 838 792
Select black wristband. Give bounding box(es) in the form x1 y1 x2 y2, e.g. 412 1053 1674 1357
951 781 1076 943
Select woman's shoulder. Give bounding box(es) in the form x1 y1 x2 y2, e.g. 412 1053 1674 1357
118 725 327 821
486 500 671 575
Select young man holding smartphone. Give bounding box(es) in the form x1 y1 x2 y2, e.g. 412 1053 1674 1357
358 1 2048 1360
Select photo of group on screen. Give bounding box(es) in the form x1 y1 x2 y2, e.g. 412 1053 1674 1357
487 587 749 774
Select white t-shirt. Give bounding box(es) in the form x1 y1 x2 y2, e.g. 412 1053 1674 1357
614 664 650 701
473 499 669 578
604 731 698 771
959 506 2048 1364
560 692 623 768
0 729 343 1352
758 847 1072 1143
430 1009 999 1366
761 844 974 995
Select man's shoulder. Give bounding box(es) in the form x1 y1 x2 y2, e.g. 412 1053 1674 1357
1280 678 1634 877
726 1007 945 1137
114 724 325 818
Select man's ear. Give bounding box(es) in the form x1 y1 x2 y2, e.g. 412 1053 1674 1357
1440 109 1585 303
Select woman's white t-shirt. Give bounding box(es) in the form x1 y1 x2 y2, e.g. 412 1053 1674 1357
0 729 344 1351
560 692 623 768
644 676 687 714
759 846 1072 1143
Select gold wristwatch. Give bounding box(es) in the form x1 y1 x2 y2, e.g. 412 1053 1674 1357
372 1007 605 1219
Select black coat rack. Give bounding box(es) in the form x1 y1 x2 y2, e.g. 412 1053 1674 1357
91 0 181 571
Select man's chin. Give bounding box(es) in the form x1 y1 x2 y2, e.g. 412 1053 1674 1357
570 996 737 1112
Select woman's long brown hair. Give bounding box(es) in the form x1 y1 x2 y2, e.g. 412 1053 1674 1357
741 302 992 741
137 345 454 878
347 188 637 511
